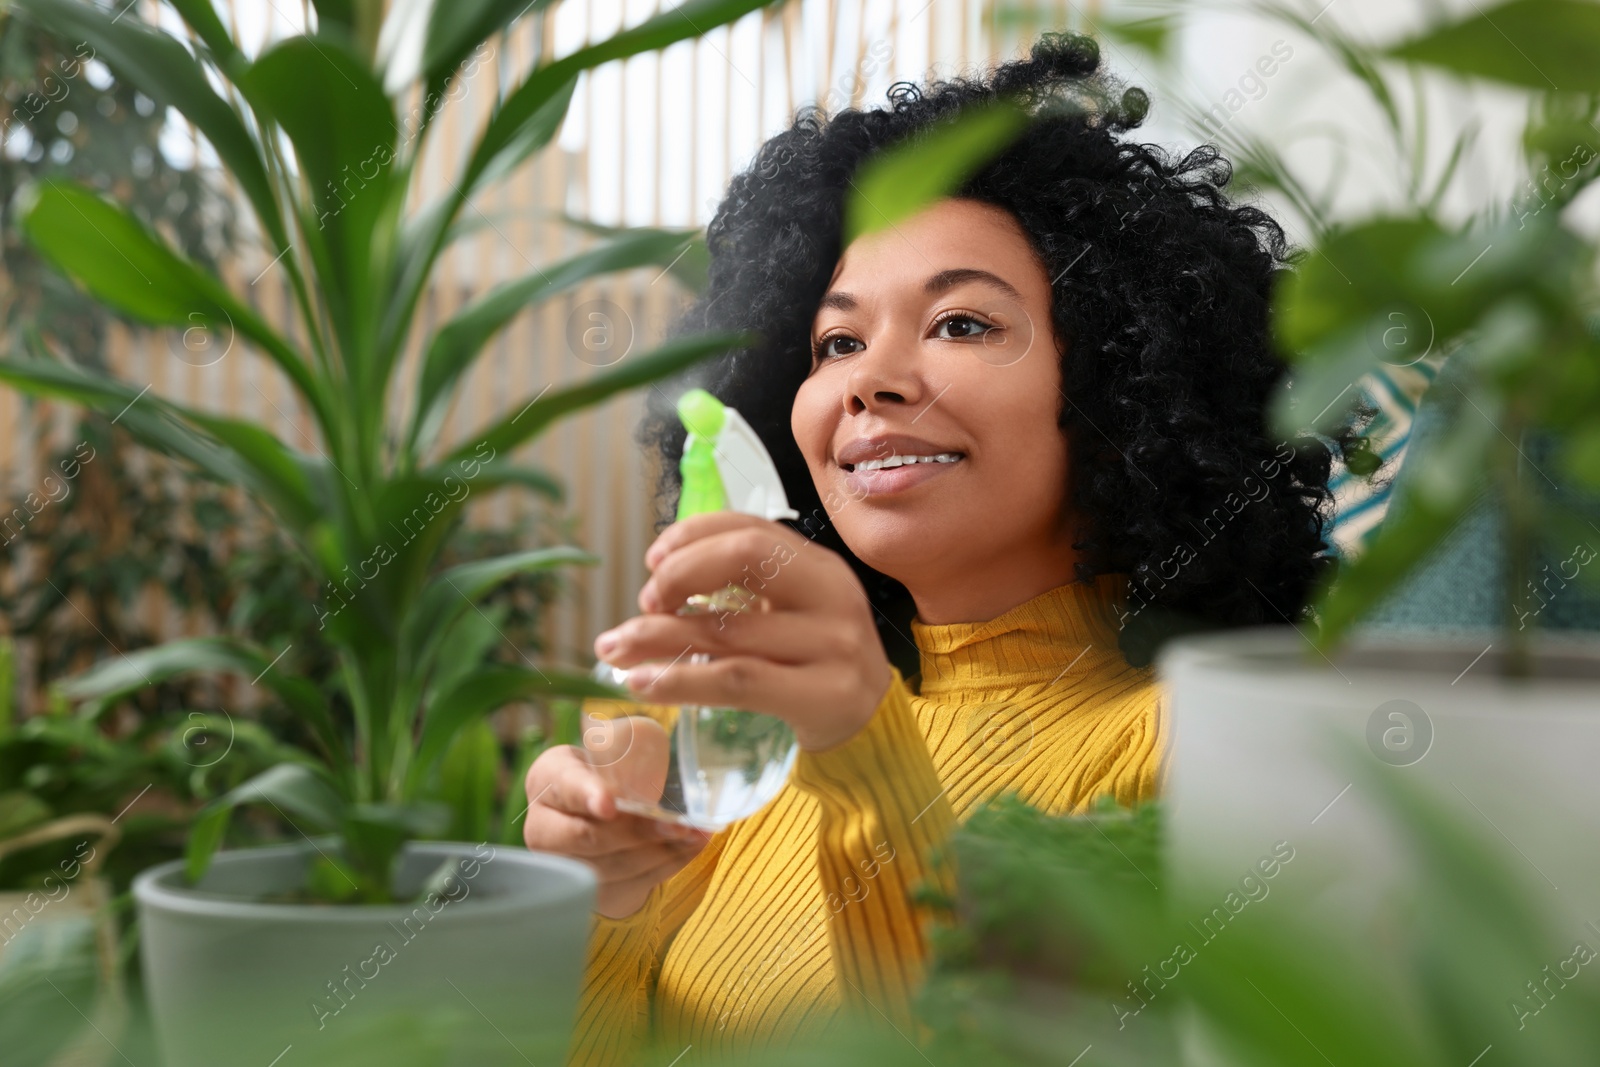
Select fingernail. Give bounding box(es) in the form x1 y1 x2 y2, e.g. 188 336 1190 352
588 793 605 818
626 665 661 690
640 585 663 613
656 821 685 837
595 631 619 657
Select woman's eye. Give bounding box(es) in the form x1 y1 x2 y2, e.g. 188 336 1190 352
815 335 863 360
933 314 997 340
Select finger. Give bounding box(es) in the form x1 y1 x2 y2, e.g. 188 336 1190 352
623 653 841 724
528 805 686 858
644 511 774 572
642 525 843 616
595 609 848 670
529 746 614 819
588 838 707 884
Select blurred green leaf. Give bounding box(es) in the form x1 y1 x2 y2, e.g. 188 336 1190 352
844 99 1030 245
420 0 558 99
12 0 287 247
0 917 100 1067
410 228 703 455
57 636 342 764
1388 0 1600 92
238 35 398 365
446 330 757 463
404 547 598 680
186 762 348 883
17 183 326 430
415 667 621 778
438 721 499 842
1273 216 1451 354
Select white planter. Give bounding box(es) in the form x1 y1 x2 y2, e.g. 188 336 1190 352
133 841 595 1067
1158 628 1600 960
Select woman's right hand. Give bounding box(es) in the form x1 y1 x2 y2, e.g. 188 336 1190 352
522 744 712 919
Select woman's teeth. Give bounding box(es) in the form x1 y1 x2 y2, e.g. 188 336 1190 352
852 452 964 472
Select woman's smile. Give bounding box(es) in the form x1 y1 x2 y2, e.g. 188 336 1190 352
843 451 966 496
836 431 968 497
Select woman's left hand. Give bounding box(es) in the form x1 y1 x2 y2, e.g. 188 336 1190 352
593 512 894 752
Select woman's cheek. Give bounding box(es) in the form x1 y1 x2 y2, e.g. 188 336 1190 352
790 379 835 485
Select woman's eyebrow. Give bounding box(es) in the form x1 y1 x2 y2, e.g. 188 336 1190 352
817 267 1024 313
923 267 1024 302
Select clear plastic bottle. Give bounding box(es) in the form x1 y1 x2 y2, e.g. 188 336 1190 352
583 390 800 831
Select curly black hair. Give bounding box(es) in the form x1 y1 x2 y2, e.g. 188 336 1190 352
634 32 1350 674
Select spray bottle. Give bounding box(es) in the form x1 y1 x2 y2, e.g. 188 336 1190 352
587 389 802 829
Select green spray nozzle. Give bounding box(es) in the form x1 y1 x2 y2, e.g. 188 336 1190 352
676 389 728 519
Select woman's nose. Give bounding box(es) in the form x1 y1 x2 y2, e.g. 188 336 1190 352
843 335 923 415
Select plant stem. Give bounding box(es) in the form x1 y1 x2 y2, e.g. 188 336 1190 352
1498 412 1535 679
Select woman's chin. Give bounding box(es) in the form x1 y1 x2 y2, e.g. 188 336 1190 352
842 526 959 587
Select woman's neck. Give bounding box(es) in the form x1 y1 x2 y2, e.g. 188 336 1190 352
906 551 1083 625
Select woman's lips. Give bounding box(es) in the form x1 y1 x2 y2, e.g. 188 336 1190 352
842 456 965 497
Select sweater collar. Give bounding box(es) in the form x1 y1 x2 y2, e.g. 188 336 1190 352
909 573 1129 697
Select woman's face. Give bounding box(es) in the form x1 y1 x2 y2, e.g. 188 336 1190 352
790 197 1077 620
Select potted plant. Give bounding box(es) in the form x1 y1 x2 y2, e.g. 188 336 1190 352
1156 0 1600 1005
0 0 773 1061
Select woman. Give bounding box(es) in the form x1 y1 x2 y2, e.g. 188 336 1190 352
524 33 1346 1066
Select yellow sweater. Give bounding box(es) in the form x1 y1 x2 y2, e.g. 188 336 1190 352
565 573 1166 1066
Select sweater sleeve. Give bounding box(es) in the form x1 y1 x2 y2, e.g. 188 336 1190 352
565 836 726 1067
786 665 957 1030
563 695 727 1067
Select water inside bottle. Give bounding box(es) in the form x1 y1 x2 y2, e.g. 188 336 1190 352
585 656 798 831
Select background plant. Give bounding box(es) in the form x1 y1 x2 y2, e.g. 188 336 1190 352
0 0 773 903
1263 0 1600 673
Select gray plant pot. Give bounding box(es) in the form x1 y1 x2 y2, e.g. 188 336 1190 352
1158 628 1600 1064
133 841 596 1067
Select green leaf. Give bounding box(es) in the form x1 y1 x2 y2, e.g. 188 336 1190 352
450 460 565 502
421 602 505 708
1269 337 1385 437
0 918 101 1067
419 0 557 97
17 182 328 434
1100 15 1177 60
1387 0 1600 92
0 354 322 532
446 330 755 464
13 0 286 249
438 720 500 842
1272 216 1452 354
164 0 247 71
498 725 548 845
237 35 399 365
341 802 449 900
403 546 598 679
415 667 623 779
409 227 705 455
306 854 362 903
58 636 343 765
468 0 774 193
186 763 348 882
384 0 771 364
843 99 1030 245
381 76 577 366
310 0 358 34
1563 422 1600 487
549 217 710 292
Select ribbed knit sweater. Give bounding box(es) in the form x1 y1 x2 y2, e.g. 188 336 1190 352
565 573 1166 1066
